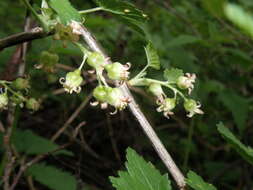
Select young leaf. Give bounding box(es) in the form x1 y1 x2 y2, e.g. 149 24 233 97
48 0 81 25
110 148 172 190
217 122 253 165
145 43 160 70
27 163 77 190
12 129 72 156
94 0 147 35
186 171 217 190
164 68 183 83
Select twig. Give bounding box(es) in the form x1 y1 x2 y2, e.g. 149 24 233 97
50 93 93 141
0 27 52 51
10 124 83 190
79 26 186 189
106 113 121 163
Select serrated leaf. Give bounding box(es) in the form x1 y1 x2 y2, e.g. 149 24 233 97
186 171 217 190
49 0 81 24
163 68 183 83
167 35 201 48
27 163 77 190
94 0 147 35
95 0 147 22
219 90 249 134
12 129 72 156
110 148 172 190
145 43 160 70
217 122 253 165
224 3 253 39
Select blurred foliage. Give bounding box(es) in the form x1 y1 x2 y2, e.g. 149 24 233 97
0 0 253 190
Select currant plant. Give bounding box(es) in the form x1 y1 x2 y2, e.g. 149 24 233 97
0 0 204 120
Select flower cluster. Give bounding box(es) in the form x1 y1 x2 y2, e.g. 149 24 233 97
92 86 130 114
0 78 40 111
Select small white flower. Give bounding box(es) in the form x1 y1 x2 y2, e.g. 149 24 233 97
184 99 204 118
0 91 8 110
59 69 83 94
156 98 176 119
177 73 196 94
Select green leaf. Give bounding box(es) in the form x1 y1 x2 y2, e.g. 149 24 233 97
95 0 147 22
27 163 77 190
94 0 147 35
12 129 72 156
163 68 183 83
201 0 225 17
145 43 160 70
217 122 253 165
224 3 253 39
110 148 172 190
186 171 217 190
167 35 201 48
48 0 81 24
219 90 249 134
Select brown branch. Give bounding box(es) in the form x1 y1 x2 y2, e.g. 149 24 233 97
0 27 52 51
79 26 186 189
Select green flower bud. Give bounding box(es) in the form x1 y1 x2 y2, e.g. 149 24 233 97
87 52 106 69
176 73 196 94
39 51 59 72
148 83 164 97
184 99 203 117
0 92 8 109
59 69 83 94
12 78 30 90
93 86 111 102
105 62 130 80
26 98 40 111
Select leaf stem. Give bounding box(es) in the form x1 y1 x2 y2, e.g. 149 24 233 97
21 0 49 32
79 7 104 14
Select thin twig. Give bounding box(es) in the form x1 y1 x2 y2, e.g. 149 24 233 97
10 123 83 190
79 26 186 189
50 93 93 141
0 27 52 51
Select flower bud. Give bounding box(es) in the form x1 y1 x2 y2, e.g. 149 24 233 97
26 98 40 111
93 86 110 102
148 83 164 97
39 51 59 72
87 52 106 69
105 62 130 80
59 69 83 94
184 99 204 117
0 92 8 109
12 78 30 90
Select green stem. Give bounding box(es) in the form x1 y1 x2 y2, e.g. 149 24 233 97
21 0 49 32
75 42 90 55
129 78 186 100
183 119 194 171
79 7 104 14
131 64 149 82
0 83 27 101
78 54 88 70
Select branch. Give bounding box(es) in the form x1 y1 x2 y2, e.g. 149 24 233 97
79 26 186 189
0 27 52 51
